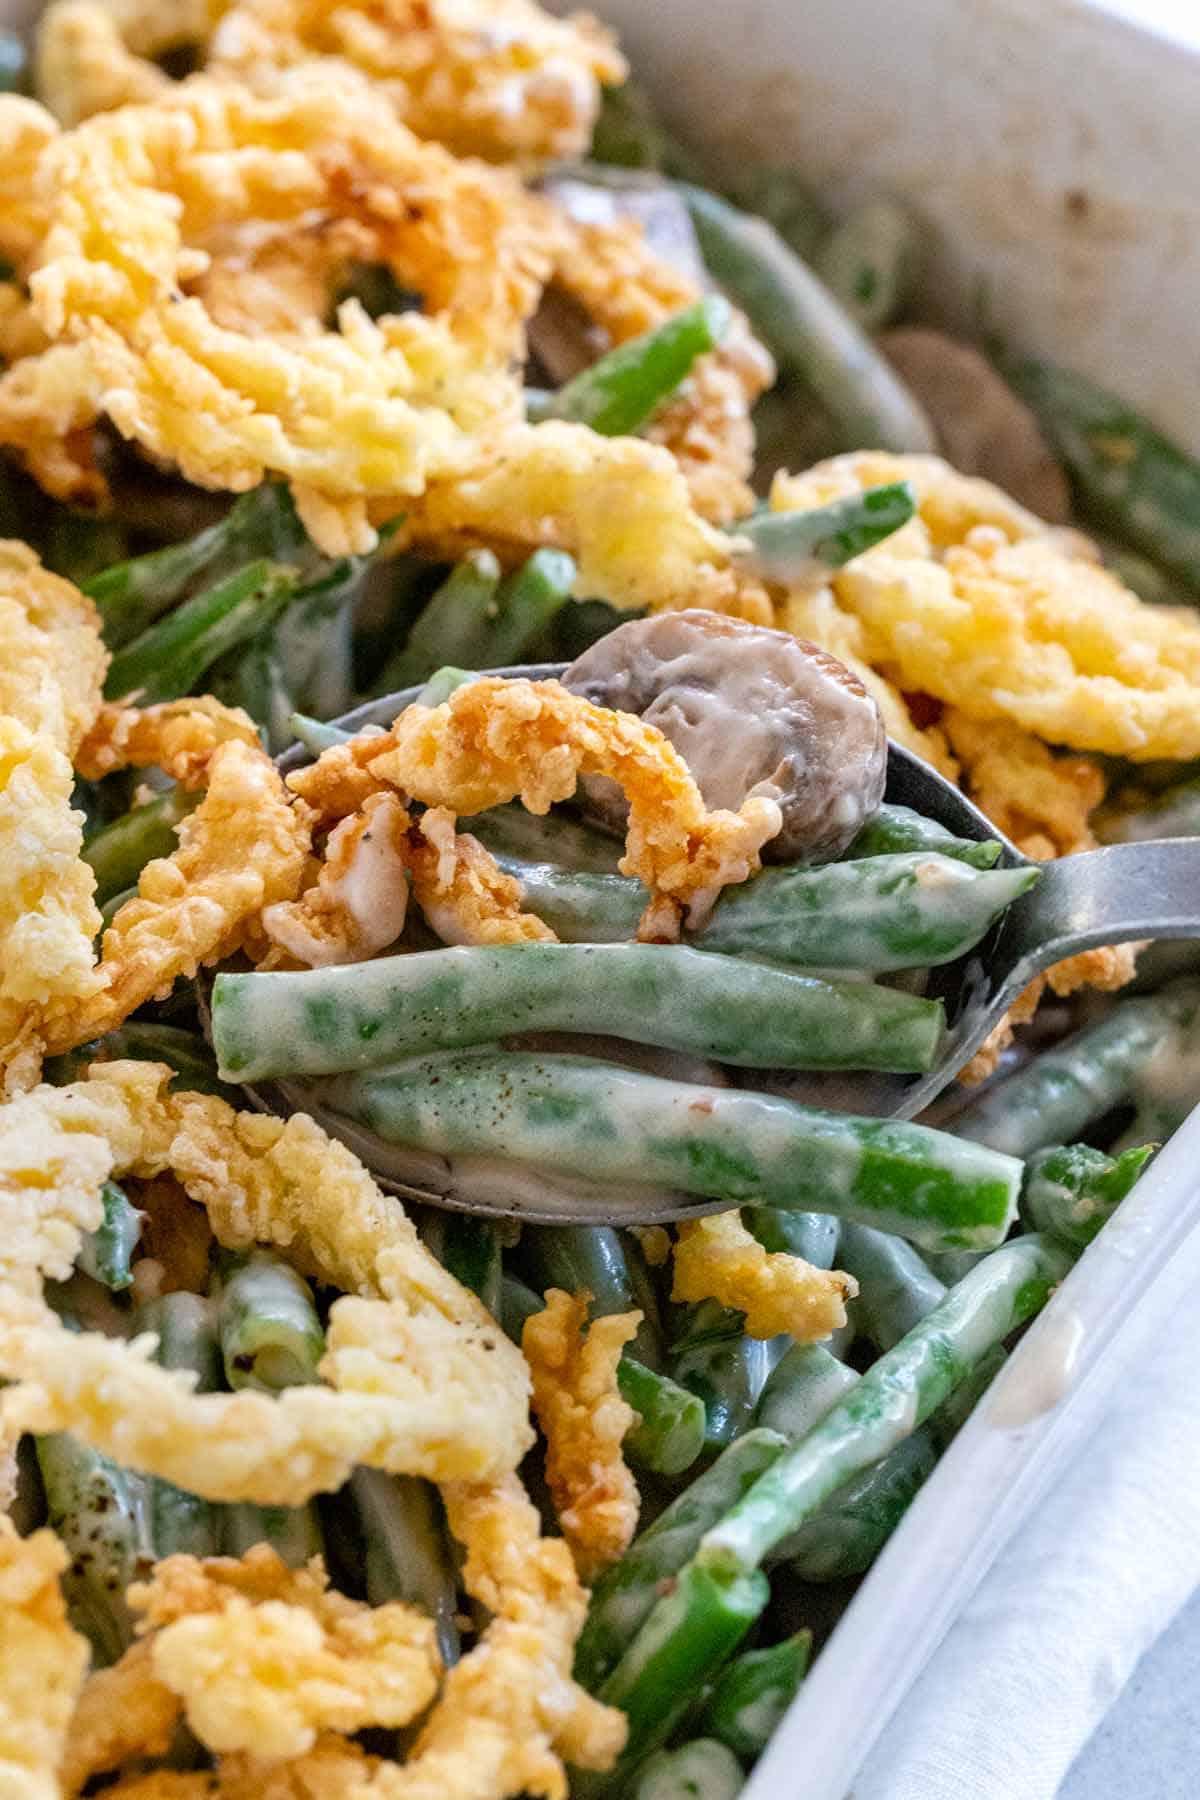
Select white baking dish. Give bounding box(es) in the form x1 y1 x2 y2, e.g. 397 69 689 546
7 0 1200 1789
567 0 1200 1791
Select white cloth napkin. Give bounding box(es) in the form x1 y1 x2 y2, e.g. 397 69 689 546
851 1297 1200 1800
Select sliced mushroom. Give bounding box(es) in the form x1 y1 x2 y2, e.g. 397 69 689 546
879 327 1071 522
563 609 886 865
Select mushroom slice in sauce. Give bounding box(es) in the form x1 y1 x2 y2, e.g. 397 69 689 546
563 609 886 865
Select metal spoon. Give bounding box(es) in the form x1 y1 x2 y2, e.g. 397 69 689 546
213 668 1200 1223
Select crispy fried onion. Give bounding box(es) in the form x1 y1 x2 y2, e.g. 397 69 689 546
0 546 107 1093
292 677 782 934
672 1210 857 1342
0 1058 533 1499
46 734 310 1052
551 211 775 523
0 76 548 542
776 450 1200 761
0 1519 90 1800
136 1548 440 1761
522 1289 640 1580
209 0 626 162
60 1638 181 1798
394 419 771 620
76 696 261 788
36 0 172 127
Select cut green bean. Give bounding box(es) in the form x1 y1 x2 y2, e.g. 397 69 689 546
575 1429 787 1691
669 1301 777 1455
466 803 623 874
415 664 481 707
77 1181 144 1292
954 984 1200 1156
83 787 199 905
847 803 1003 869
1021 1142 1155 1248
105 560 299 703
521 1223 663 1368
618 1357 708 1477
703 1632 812 1760
834 1223 947 1351
211 943 945 1082
430 1212 502 1315
86 482 308 649
732 482 916 582
217 1251 325 1393
814 197 924 331
37 1433 154 1665
137 1293 221 1557
1007 356 1200 596
80 1023 236 1100
632 1740 745 1800
289 711 356 756
696 855 1036 973
347 1469 460 1665
546 297 730 437
678 184 935 452
700 1234 1072 1573
743 1209 839 1268
589 79 706 180
374 551 502 692
223 1502 323 1569
317 1049 1024 1251
754 1343 859 1443
775 1426 938 1580
928 1343 1008 1448
588 1561 770 1784
474 550 577 666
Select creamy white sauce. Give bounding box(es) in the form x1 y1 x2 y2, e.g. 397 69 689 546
987 1308 1084 1428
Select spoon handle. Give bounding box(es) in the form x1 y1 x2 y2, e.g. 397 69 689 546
998 838 1200 988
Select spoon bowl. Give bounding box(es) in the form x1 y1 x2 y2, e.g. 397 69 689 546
208 666 1200 1221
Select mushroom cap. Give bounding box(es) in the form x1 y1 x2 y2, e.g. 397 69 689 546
564 609 886 864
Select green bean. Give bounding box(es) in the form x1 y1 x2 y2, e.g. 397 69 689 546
702 1632 812 1759
928 1343 1008 1449
732 482 917 582
589 79 707 180
77 1181 143 1292
677 184 935 452
317 1049 1024 1252
696 855 1036 973
574 1429 787 1690
465 804 622 874
415 664 481 707
289 712 356 756
775 1426 938 1580
699 1234 1072 1574
211 943 945 1082
669 1301 776 1455
1097 539 1193 607
428 1212 502 1315
618 1357 708 1478
521 1223 663 1368
273 557 370 723
223 1502 323 1569
1021 1142 1155 1248
216 1251 325 1393
346 1469 460 1665
585 1561 769 1786
137 1293 221 1557
105 560 299 704
847 802 1003 869
499 1272 543 1343
473 550 577 666
632 1739 745 1800
743 1209 839 1267
546 298 730 437
45 513 128 586
213 626 294 750
954 984 1200 1157
83 787 199 905
813 198 924 331
728 167 827 260
834 1223 947 1351
1006 356 1200 596
754 1343 859 1443
87 482 307 649
36 1433 154 1664
374 551 502 693
0 30 27 91
81 1023 236 1100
